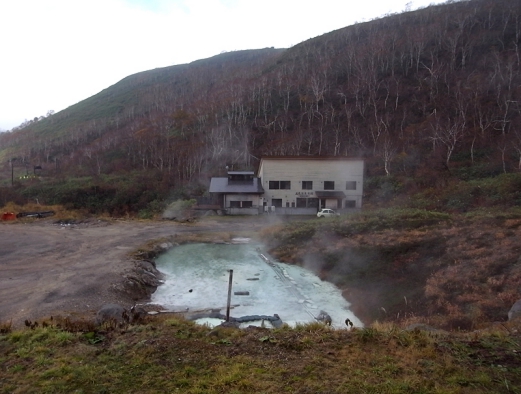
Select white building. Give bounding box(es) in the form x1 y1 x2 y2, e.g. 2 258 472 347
209 156 364 215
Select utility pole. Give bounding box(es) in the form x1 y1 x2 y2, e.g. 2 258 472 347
9 158 17 186
226 270 233 322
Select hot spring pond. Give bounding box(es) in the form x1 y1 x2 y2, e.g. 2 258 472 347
151 241 362 329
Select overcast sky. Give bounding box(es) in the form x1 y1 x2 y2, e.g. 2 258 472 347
0 0 447 131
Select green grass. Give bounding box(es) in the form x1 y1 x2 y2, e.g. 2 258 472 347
1 317 520 393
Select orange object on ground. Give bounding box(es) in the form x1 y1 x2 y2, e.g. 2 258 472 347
1 212 16 220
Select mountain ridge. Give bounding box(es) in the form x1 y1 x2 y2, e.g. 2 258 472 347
1 0 520 211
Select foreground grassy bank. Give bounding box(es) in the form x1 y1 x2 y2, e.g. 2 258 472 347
1 207 520 392
1 315 520 394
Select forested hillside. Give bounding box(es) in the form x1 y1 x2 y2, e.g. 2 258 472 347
1 0 520 213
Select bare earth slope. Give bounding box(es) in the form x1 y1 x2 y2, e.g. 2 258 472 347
0 217 264 326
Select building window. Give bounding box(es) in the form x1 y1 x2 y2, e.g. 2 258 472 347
296 197 319 208
345 200 356 208
242 201 253 208
269 181 291 190
308 198 319 208
346 181 357 190
272 199 282 207
302 181 313 190
324 181 335 190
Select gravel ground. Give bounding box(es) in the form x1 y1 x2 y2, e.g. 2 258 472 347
0 216 274 327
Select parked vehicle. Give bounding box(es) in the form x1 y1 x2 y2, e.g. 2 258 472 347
317 208 339 218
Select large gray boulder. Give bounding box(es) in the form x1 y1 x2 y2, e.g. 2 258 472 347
316 310 332 326
115 260 165 300
96 304 149 325
96 304 129 325
508 299 521 321
271 314 283 328
130 305 148 322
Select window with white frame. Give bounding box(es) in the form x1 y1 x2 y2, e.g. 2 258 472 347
269 181 279 189
296 197 319 208
346 181 357 190
296 198 307 208
302 181 313 190
269 181 291 190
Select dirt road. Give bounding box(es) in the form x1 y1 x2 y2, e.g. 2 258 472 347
0 217 271 326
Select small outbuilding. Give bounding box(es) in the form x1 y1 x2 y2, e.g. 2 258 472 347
209 171 264 215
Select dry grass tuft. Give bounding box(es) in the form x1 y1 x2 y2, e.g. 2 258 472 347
0 319 12 334
0 202 87 221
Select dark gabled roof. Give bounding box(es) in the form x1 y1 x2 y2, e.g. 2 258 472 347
259 156 363 161
209 177 264 194
315 191 346 198
227 171 254 175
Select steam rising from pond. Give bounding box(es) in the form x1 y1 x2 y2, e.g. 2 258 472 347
151 241 363 329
